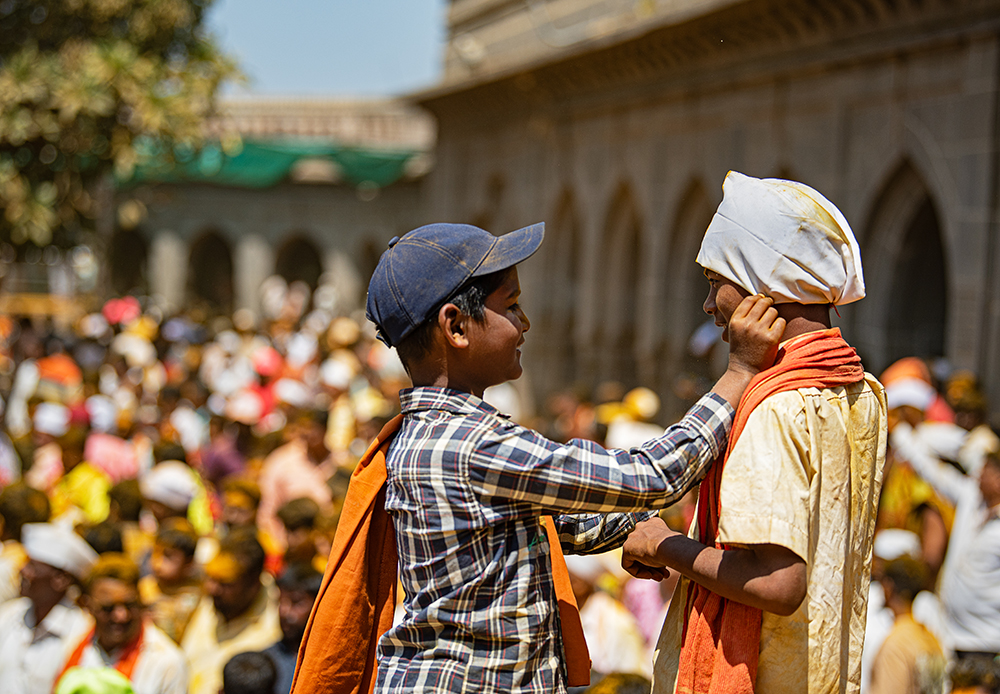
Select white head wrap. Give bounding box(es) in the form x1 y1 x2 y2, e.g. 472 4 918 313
873 529 921 561
885 378 936 412
33 402 71 437
22 522 98 580
697 171 865 305
140 461 199 511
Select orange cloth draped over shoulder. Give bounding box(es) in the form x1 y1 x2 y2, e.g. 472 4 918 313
291 414 591 694
675 328 865 694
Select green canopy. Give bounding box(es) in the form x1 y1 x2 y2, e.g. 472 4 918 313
124 138 419 189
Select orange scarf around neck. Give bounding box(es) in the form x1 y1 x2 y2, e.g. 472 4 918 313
291 414 591 694
55 622 145 692
675 328 865 694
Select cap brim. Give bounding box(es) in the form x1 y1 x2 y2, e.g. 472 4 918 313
474 222 545 276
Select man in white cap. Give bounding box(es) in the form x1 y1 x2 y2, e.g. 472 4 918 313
0 522 98 693
622 172 888 693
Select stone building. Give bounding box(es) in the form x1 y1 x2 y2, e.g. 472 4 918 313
415 0 1000 420
114 97 435 318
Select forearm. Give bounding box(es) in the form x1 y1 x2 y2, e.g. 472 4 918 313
650 534 806 616
710 366 758 411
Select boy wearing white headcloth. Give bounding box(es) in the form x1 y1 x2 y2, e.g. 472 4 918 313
622 172 889 694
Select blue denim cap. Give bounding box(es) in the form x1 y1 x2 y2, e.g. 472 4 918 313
366 222 545 347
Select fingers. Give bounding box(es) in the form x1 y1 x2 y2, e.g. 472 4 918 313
622 556 668 581
732 294 773 323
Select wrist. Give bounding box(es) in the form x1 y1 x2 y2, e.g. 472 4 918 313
725 359 759 379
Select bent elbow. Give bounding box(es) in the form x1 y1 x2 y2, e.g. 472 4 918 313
763 576 807 616
766 590 805 616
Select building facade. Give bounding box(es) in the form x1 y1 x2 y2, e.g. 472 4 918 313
416 0 1000 420
114 97 435 318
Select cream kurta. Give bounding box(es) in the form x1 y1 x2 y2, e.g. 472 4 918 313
180 581 280 694
0 596 92 694
654 374 887 694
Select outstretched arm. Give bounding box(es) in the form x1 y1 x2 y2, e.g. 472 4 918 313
621 516 807 616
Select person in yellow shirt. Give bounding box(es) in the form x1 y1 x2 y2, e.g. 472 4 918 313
869 555 946 694
50 428 112 525
180 528 280 694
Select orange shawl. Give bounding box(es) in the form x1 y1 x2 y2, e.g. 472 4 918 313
291 415 590 694
675 328 865 694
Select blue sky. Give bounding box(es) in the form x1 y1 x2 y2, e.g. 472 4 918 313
207 0 449 97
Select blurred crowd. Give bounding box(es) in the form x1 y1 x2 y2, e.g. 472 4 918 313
0 279 998 694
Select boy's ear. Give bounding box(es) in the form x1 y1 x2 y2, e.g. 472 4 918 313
439 303 470 349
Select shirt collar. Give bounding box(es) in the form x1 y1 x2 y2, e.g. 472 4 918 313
400 387 509 420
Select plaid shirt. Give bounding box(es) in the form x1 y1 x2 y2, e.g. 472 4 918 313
376 387 734 693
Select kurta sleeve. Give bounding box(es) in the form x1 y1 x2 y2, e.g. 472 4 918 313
716 390 812 561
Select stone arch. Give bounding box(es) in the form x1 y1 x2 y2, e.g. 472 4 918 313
534 189 583 395
188 230 234 315
661 179 720 419
275 234 324 290
597 182 644 389
109 228 148 296
851 161 949 372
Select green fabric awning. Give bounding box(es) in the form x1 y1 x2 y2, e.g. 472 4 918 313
124 138 418 189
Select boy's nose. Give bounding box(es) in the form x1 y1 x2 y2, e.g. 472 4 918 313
703 293 716 316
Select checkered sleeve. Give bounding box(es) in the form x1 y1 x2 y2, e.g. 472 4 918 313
470 392 733 515
553 510 658 554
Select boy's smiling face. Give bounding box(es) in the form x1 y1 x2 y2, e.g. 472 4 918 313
465 267 530 393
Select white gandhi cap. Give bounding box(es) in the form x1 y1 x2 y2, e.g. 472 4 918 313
22 522 98 580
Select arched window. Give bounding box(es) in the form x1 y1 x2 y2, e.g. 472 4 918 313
660 179 719 419
853 162 948 371
534 190 582 394
600 184 643 389
109 228 148 296
275 235 324 290
188 230 234 314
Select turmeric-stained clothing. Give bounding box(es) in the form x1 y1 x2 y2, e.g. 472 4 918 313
655 375 887 694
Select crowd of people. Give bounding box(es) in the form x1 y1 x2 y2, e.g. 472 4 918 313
0 264 998 693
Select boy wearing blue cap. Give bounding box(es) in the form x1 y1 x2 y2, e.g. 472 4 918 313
303 222 783 694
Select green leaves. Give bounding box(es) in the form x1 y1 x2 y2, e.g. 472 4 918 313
0 0 238 246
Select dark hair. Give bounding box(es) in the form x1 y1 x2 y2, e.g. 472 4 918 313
950 655 1000 691
276 497 321 532
85 553 140 593
222 477 262 509
395 267 513 368
0 483 50 541
108 479 142 522
82 522 124 555
276 562 324 596
222 651 277 694
220 527 266 579
156 517 199 559
882 556 929 602
154 442 188 465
